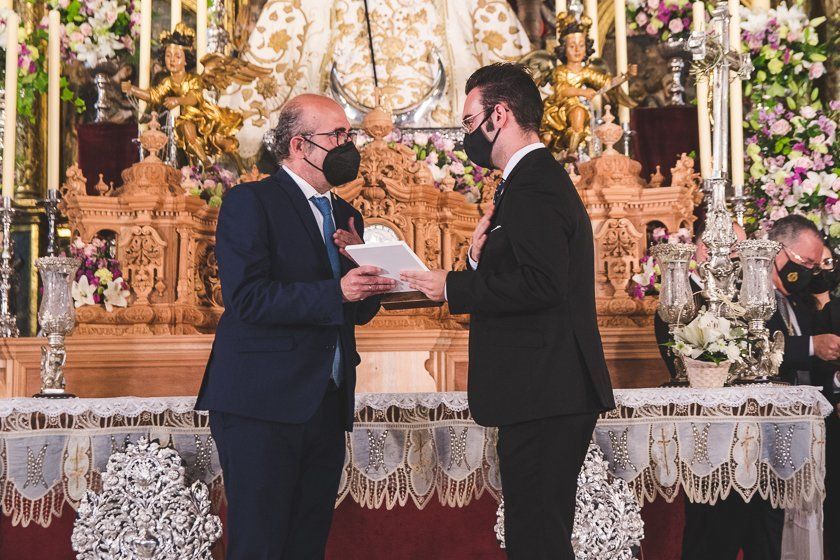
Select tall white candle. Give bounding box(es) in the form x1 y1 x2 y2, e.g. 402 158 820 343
2 11 18 199
138 0 152 116
48 10 60 192
585 0 600 56
0 1 11 11
614 0 630 124
692 1 712 179
556 0 567 14
752 0 770 10
196 0 207 72
729 0 745 196
171 0 181 30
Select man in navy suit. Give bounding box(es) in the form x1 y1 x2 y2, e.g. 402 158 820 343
196 94 395 559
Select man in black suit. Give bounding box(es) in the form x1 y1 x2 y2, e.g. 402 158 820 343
403 63 615 559
195 94 395 559
681 215 840 560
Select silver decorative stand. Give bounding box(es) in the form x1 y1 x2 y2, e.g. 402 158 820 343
0 196 18 337
93 72 110 123
659 37 689 106
34 256 80 398
40 189 60 256
621 122 633 157
72 437 223 559
653 1 781 384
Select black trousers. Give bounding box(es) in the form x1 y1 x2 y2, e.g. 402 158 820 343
497 412 599 560
682 495 784 560
210 390 346 560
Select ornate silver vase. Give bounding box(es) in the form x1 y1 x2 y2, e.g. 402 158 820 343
34 256 81 398
658 36 689 106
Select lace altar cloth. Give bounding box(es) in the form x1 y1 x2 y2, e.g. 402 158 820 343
0 386 830 529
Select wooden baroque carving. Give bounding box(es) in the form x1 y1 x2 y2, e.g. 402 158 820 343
121 225 167 304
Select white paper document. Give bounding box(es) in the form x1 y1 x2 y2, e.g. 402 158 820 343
344 241 429 292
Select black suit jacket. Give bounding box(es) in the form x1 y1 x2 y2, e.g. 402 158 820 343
195 169 379 430
810 299 840 404
766 290 816 385
446 147 615 427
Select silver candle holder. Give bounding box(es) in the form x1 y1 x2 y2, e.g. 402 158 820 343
0 195 18 337
34 256 80 398
40 189 60 256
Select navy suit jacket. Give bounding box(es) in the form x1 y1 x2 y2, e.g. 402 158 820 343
195 169 379 430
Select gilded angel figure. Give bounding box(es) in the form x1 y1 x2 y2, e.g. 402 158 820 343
121 24 269 171
521 13 637 156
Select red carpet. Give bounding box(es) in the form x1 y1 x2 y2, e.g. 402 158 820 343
1 493 689 560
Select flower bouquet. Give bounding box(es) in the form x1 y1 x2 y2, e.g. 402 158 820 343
629 227 695 299
667 308 748 387
45 0 138 69
180 164 238 207
626 0 694 42
0 8 83 120
69 237 131 312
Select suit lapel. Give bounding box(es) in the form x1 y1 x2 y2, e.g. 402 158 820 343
490 147 549 226
271 170 332 274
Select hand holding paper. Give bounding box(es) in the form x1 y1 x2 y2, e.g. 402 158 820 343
344 241 429 292
400 270 448 302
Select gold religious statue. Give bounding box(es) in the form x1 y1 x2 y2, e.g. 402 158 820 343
121 24 269 171
521 13 637 156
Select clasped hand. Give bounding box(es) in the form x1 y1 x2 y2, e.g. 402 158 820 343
334 217 395 302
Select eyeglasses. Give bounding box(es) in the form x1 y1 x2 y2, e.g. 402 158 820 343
302 129 357 146
821 256 835 271
782 245 819 270
461 111 485 133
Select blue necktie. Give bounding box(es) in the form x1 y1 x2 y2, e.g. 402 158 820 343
493 178 507 206
311 195 343 387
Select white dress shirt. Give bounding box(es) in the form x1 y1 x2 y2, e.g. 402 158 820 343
283 165 335 240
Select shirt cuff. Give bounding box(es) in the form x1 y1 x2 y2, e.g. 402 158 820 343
834 371 840 391
809 337 814 357
444 283 448 301
467 247 478 270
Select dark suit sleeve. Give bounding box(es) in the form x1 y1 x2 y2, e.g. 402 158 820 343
352 211 381 325
767 309 812 371
216 186 344 326
445 181 570 315
810 304 840 403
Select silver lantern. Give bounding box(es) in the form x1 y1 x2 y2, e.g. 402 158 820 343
35 256 81 398
651 243 698 326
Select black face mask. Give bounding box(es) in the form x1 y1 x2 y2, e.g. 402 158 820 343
463 111 501 169
777 259 813 295
303 139 361 187
810 268 840 294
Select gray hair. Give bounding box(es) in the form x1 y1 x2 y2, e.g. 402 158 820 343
768 214 820 245
263 100 312 163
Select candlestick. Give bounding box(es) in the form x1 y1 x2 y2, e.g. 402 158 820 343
585 0 600 55
692 1 712 179
2 11 18 199
614 0 630 124
0 196 17 337
48 10 60 192
729 0 745 200
171 0 181 30
138 0 152 116
196 0 208 72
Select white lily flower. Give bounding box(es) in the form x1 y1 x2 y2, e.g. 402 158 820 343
102 278 130 312
72 276 96 308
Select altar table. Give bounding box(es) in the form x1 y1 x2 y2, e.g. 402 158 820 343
0 386 831 559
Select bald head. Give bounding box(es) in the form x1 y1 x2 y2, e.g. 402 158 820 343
265 94 352 193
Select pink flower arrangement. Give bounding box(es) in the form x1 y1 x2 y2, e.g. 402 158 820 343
69 237 131 311
180 164 238 207
45 0 138 69
626 0 694 42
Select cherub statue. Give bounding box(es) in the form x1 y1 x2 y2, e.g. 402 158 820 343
521 12 637 157
121 23 269 172
670 152 701 189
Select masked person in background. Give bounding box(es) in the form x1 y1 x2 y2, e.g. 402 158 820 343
195 94 395 559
